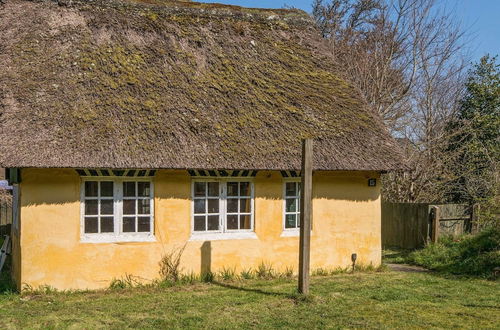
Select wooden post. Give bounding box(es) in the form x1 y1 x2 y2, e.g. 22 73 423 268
431 206 440 243
298 139 313 294
471 203 480 234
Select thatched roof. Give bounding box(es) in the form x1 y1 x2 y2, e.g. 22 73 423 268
0 0 404 171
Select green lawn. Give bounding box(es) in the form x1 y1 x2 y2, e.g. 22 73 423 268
0 271 498 329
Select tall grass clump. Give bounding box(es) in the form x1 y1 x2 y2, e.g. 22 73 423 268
159 244 186 282
409 227 500 277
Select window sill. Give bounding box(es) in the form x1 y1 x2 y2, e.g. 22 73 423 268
189 232 258 241
280 230 313 238
80 234 156 244
280 230 300 237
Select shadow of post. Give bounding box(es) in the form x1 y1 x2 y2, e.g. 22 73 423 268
201 241 211 275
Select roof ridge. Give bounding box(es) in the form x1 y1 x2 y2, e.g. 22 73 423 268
36 0 312 26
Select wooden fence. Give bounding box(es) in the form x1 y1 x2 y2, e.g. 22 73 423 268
382 202 471 249
0 202 12 236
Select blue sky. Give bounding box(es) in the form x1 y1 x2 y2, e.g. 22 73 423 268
202 0 500 62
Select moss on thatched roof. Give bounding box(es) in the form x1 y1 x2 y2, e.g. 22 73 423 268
0 0 403 171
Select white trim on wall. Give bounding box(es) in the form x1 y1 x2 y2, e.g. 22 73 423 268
282 178 301 234
80 177 155 243
190 178 255 240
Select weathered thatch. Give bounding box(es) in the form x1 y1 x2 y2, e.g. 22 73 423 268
0 0 404 171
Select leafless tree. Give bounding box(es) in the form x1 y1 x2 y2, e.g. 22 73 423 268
313 0 470 202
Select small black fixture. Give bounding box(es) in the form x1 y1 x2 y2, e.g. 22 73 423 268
351 253 357 272
368 178 376 187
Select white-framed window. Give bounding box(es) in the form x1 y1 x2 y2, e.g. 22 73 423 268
283 181 301 230
80 178 154 243
192 179 254 235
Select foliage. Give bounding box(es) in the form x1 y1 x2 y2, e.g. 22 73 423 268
158 244 186 282
200 271 215 283
255 262 275 279
219 267 236 281
408 227 500 277
382 248 413 264
446 55 500 217
239 268 255 280
109 274 142 290
0 272 498 328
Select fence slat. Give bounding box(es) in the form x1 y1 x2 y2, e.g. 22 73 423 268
382 202 469 249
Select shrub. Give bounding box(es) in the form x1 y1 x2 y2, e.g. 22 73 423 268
109 274 140 289
201 271 215 283
312 268 329 276
256 262 275 279
409 227 500 277
239 268 254 280
281 266 294 279
219 267 236 281
180 272 199 284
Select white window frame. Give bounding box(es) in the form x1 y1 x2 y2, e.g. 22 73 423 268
282 179 301 236
190 178 256 241
80 177 155 243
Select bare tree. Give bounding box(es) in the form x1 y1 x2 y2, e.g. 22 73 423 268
313 0 469 202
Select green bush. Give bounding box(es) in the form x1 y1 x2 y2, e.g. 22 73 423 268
409 227 500 277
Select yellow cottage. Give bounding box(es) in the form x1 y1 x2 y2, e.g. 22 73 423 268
0 0 403 290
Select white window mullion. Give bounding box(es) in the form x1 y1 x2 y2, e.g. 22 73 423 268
221 182 226 233
115 179 122 236
97 181 101 234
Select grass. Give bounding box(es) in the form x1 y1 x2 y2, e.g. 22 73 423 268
382 228 500 279
409 228 499 277
0 272 498 328
382 247 414 264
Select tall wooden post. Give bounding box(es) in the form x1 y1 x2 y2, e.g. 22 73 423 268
299 139 313 294
431 206 440 243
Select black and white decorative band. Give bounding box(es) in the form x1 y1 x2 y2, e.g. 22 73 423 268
188 169 258 178
75 169 157 177
280 171 301 178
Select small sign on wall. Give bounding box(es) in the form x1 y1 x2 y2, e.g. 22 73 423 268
368 178 377 187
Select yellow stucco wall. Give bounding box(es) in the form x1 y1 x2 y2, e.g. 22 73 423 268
17 168 381 290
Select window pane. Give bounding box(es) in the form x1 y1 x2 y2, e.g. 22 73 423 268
194 199 205 214
101 181 114 197
84 217 98 233
240 199 251 213
227 215 238 230
194 216 206 231
207 199 219 214
85 181 98 197
85 200 98 215
138 199 150 215
227 199 238 213
207 182 219 197
194 182 206 197
240 215 251 229
101 217 114 233
286 198 297 212
227 182 238 196
101 200 114 215
286 182 297 197
240 182 250 196
285 214 297 229
138 182 151 197
123 217 136 232
138 217 150 232
124 182 136 197
123 199 136 215
207 215 219 231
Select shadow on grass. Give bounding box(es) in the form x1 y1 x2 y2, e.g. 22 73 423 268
382 247 414 264
211 281 312 303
